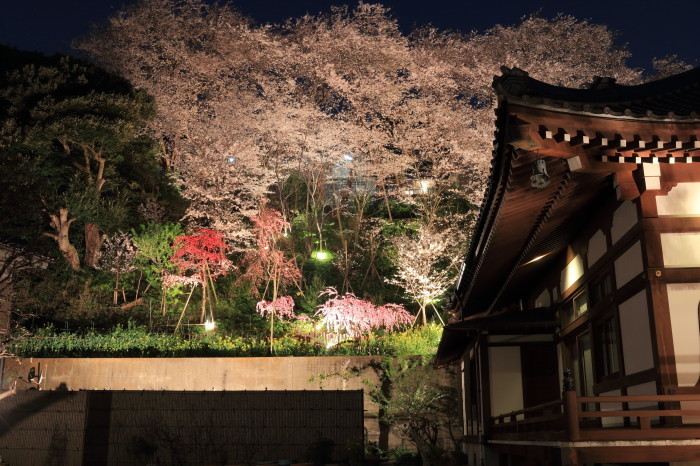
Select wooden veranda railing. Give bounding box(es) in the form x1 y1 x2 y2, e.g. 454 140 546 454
564 391 700 441
489 370 700 442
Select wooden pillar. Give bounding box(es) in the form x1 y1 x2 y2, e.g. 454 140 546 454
562 369 579 441
638 192 678 391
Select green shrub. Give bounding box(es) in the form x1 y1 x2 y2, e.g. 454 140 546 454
11 323 442 358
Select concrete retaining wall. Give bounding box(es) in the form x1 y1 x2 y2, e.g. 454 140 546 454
2 356 457 451
0 389 364 465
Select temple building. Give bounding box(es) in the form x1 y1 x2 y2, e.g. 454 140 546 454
436 67 700 465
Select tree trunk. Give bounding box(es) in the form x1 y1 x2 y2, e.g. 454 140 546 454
200 277 207 323
270 274 278 355
270 311 275 355
381 182 393 221
44 208 80 271
335 196 352 293
113 273 120 305
83 223 103 268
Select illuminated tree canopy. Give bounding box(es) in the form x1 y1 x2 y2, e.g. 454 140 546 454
79 0 640 242
4 2 680 346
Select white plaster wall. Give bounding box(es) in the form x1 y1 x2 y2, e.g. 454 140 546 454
614 240 643 289
488 346 523 417
600 389 624 427
661 233 700 267
657 182 700 217
666 284 700 388
535 288 550 308
627 381 659 425
587 229 607 266
611 201 637 244
561 254 584 293
618 291 655 375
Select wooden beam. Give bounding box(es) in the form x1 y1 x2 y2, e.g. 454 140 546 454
654 267 700 283
683 139 700 151
641 216 700 232
555 129 571 143
609 137 628 150
579 428 700 441
645 138 664 150
625 139 646 151
586 136 608 148
645 234 679 391
570 132 590 146
664 140 683 151
577 445 700 463
539 125 553 140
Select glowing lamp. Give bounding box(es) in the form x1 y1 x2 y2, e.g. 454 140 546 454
225 155 236 164
204 319 216 331
312 250 329 261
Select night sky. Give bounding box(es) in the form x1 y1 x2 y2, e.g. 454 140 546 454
1 0 698 73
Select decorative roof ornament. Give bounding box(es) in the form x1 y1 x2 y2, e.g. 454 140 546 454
530 157 550 189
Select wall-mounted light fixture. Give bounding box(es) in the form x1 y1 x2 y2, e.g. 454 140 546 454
226 155 236 164
530 158 550 188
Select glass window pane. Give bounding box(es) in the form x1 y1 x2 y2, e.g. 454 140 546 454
574 291 589 316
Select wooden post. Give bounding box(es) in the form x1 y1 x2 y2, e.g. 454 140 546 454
563 369 580 441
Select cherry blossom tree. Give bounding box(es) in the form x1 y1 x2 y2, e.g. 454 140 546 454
78 0 350 246
81 2 642 226
314 287 413 341
97 232 139 305
409 13 641 197
80 2 645 316
255 295 297 352
389 223 467 325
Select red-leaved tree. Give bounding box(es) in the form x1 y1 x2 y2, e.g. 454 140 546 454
314 287 413 343
166 228 232 331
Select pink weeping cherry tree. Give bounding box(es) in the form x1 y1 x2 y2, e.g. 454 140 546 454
314 287 413 345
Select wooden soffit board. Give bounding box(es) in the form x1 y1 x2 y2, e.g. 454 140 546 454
462 102 700 315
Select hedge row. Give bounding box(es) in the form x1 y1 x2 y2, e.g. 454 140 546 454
10 324 442 358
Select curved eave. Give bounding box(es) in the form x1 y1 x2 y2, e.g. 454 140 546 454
493 66 700 122
438 66 700 366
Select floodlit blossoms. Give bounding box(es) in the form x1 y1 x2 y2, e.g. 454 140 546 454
389 224 466 325
81 2 640 242
97 232 139 277
256 295 296 321
314 287 413 339
97 231 140 304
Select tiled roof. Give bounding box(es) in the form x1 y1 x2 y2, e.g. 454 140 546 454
493 66 700 120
